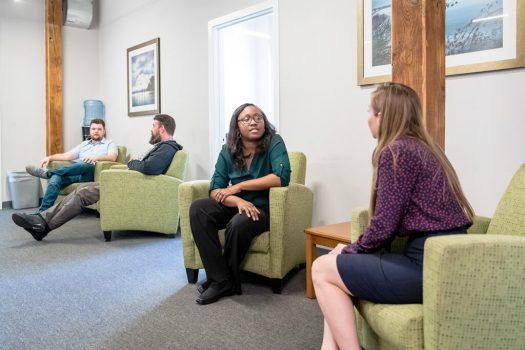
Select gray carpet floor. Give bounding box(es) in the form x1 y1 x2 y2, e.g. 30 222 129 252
0 208 324 349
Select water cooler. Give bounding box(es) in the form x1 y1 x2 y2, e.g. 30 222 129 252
82 100 105 140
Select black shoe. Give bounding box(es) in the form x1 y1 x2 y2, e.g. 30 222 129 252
12 213 50 241
197 280 211 294
196 280 234 305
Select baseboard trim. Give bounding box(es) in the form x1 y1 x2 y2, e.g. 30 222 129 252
2 198 42 210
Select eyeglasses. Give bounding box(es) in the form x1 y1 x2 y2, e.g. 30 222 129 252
237 114 264 125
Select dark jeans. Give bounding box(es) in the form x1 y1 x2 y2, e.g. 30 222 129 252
189 198 269 293
39 162 95 212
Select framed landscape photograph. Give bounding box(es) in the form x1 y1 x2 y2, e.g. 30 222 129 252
357 0 525 85
127 38 160 116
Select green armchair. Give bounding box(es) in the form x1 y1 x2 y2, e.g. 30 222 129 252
98 150 189 241
179 152 313 293
351 164 525 350
48 145 128 210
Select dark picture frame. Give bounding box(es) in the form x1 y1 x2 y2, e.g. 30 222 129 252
127 38 161 116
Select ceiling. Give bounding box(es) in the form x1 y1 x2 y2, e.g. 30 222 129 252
0 0 45 21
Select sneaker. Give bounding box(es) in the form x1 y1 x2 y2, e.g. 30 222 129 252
12 213 50 241
25 165 49 179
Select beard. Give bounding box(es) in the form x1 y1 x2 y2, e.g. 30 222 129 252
149 133 161 145
91 134 103 141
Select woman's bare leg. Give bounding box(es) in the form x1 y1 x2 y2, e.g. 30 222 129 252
313 253 360 350
321 319 339 350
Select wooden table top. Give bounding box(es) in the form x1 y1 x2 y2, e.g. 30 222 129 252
304 221 352 243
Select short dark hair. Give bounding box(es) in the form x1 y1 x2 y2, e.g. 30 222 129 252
154 114 176 135
90 119 105 128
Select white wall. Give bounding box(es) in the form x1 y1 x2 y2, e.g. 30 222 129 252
279 0 525 222
97 0 262 180
0 0 99 204
0 8 46 204
2 0 524 223
63 26 101 150
446 71 525 216
279 0 376 225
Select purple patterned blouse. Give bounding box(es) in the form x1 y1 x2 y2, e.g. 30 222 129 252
342 138 471 254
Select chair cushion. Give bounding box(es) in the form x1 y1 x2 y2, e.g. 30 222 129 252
249 231 270 253
356 300 423 349
487 164 525 236
217 229 269 254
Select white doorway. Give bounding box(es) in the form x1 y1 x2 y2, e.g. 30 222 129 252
208 0 279 170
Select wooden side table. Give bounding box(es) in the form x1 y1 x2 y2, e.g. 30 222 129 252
304 221 352 299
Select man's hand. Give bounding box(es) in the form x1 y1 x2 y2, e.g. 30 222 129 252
236 199 260 221
40 156 51 168
82 155 98 165
212 184 242 203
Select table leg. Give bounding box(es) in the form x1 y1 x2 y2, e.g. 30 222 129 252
306 233 316 299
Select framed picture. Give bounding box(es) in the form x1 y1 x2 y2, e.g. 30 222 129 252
127 38 160 116
357 0 525 85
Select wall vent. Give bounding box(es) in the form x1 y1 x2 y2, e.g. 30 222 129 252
62 0 93 29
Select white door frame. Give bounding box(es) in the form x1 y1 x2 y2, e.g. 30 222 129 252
208 0 279 172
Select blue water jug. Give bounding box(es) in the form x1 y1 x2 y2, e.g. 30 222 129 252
83 100 105 126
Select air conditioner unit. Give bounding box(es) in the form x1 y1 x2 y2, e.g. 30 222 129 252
62 0 93 29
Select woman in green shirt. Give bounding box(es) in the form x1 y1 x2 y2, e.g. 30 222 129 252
190 103 291 305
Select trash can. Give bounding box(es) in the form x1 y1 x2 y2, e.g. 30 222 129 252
7 171 40 209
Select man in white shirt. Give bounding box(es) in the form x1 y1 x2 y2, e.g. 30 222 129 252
25 119 118 211
13 114 182 242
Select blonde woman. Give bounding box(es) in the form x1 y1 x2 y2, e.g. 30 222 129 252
312 83 474 349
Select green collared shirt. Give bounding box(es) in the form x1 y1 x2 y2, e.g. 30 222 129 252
210 134 291 208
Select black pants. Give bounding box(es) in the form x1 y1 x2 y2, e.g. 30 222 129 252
189 198 269 293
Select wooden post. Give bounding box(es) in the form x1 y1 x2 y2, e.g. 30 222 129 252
391 0 445 148
45 0 63 155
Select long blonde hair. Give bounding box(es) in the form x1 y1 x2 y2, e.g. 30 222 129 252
368 83 474 221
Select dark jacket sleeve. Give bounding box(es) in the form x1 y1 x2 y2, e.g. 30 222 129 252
127 144 176 175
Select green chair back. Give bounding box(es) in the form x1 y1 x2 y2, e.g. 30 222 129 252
116 145 128 164
165 150 188 180
289 152 306 185
487 164 525 236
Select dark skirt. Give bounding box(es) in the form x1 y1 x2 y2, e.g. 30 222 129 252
336 228 467 304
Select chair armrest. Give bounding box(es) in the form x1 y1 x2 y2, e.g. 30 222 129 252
99 169 183 232
47 160 120 183
179 180 211 241
94 161 123 181
467 215 491 234
100 169 183 199
423 234 525 349
268 183 313 272
110 164 128 170
350 207 369 242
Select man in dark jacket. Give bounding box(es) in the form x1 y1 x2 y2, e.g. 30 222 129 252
12 114 183 241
